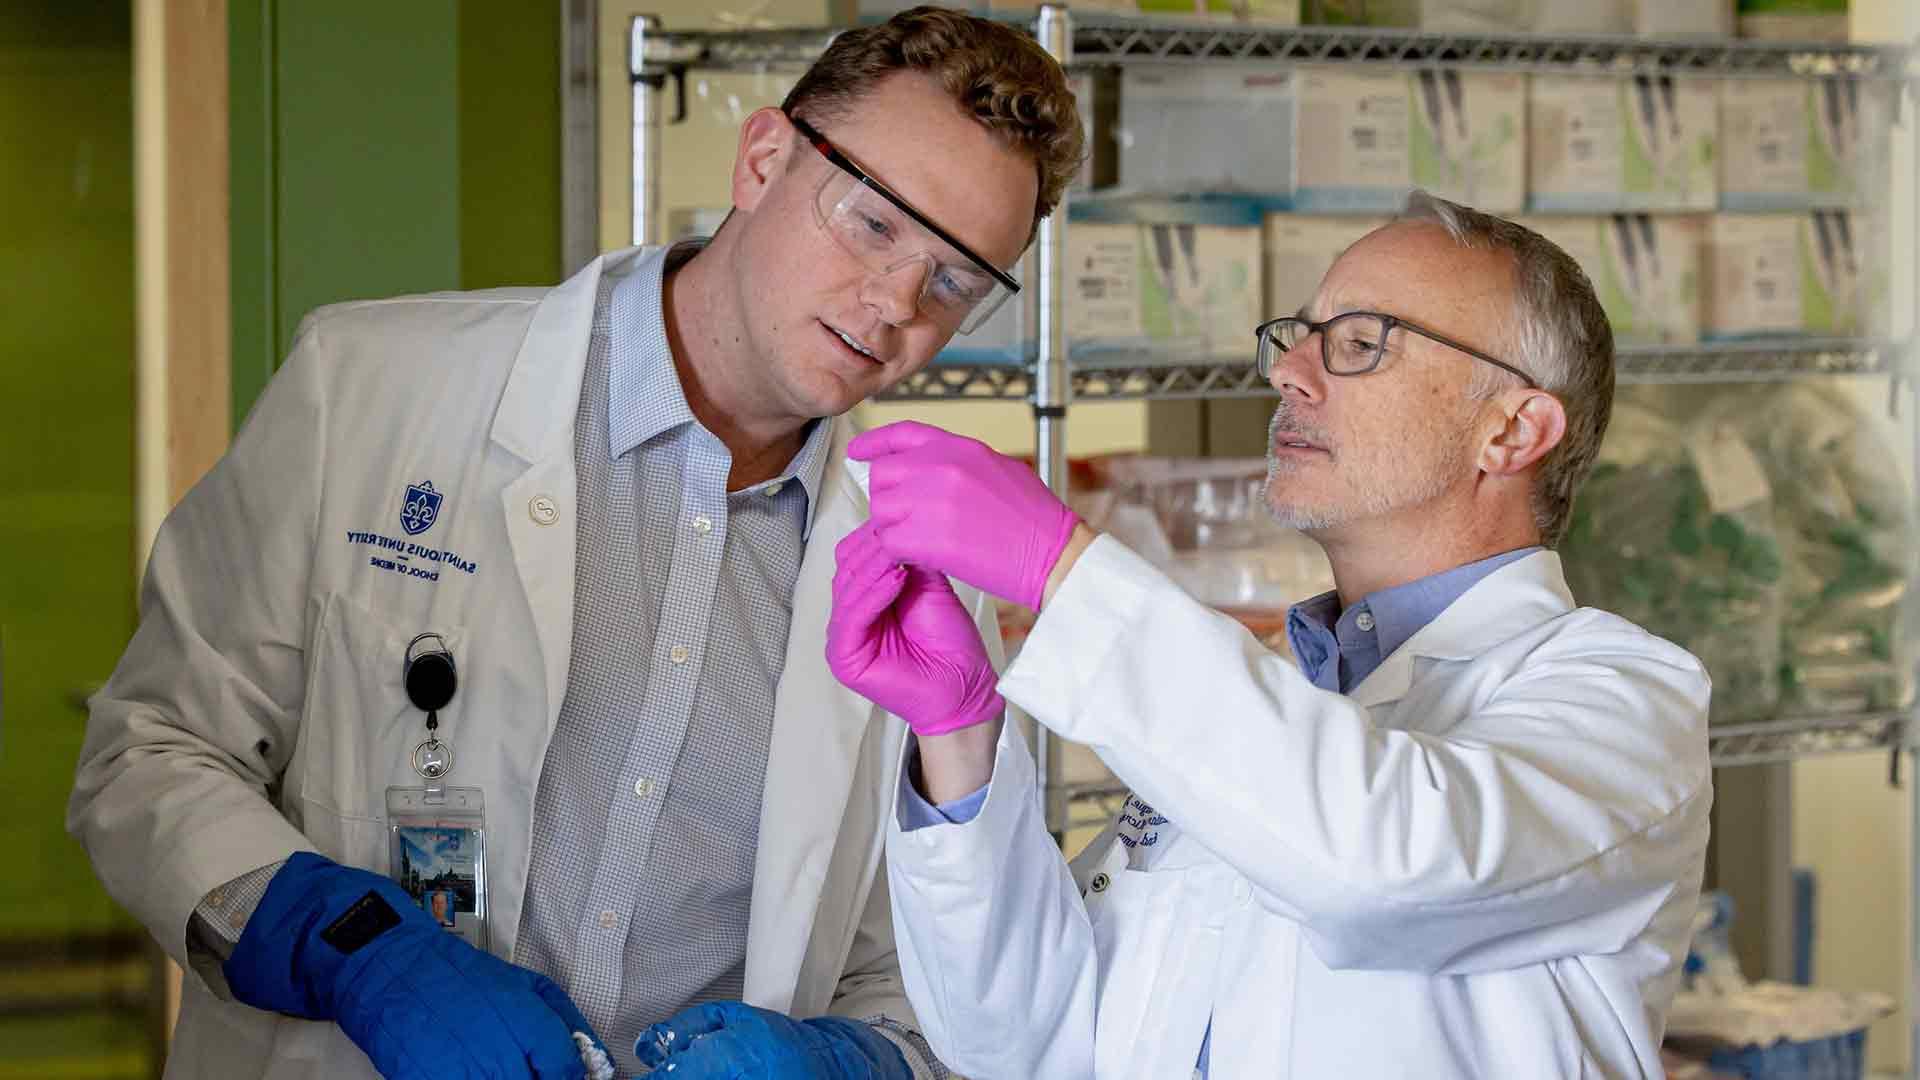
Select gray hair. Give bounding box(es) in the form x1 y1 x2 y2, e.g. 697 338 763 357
1393 190 1614 548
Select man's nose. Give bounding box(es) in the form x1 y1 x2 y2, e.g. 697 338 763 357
1269 335 1325 403
859 256 930 327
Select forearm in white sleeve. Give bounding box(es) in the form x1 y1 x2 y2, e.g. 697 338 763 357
1005 535 1712 975
66 316 330 970
886 721 1100 1080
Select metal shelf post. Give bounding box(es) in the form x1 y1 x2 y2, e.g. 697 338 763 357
1033 3 1073 842
630 15 663 247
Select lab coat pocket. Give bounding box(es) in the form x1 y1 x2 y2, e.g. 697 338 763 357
291 592 466 873
1086 864 1223 1078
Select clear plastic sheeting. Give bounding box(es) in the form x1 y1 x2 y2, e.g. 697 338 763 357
1716 385 1920 716
1561 402 1788 723
1079 456 1334 651
1566 384 1919 725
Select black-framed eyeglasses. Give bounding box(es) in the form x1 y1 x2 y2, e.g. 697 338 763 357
788 113 1020 333
1255 311 1538 388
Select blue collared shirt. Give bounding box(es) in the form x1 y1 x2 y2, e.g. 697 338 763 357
516 245 836 1075
899 543 1542 1077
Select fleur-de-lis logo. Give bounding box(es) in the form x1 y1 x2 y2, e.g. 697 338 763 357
401 481 444 536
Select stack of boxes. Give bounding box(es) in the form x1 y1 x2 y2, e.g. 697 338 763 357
940 60 1887 366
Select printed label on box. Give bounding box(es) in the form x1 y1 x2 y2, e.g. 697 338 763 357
1528 75 1716 212
1687 423 1771 515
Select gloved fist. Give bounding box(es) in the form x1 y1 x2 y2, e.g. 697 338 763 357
635 1001 914 1080
826 522 1004 738
224 851 607 1079
848 420 1078 611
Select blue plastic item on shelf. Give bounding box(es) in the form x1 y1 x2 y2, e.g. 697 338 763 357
1705 1028 1868 1080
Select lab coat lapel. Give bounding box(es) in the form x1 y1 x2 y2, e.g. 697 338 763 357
490 247 646 739
744 419 880 1011
1347 550 1575 711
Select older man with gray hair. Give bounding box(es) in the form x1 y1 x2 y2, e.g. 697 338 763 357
818 191 1712 1077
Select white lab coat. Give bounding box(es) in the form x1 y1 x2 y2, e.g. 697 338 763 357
888 536 1712 1079
68 247 986 1079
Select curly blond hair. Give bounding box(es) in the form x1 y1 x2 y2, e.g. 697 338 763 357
782 6 1085 238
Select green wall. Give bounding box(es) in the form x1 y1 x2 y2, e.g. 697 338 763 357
0 4 153 1076
230 0 562 423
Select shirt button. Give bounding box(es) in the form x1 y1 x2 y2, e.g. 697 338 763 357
597 909 618 929
633 777 654 798
1355 611 1376 632
206 888 227 907
691 515 713 535
229 913 247 931
669 645 690 664
764 481 785 497
529 495 560 526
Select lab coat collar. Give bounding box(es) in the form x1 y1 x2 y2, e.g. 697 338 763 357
1347 549 1575 709
490 247 651 464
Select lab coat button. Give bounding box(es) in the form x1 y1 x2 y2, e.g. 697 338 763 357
634 777 654 798
1355 611 1376 632
529 495 560 526
1089 872 1110 894
1232 878 1253 905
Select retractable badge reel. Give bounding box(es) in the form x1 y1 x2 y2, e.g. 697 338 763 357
404 633 457 780
387 632 490 950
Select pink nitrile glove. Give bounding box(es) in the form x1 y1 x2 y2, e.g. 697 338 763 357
846 420 1079 611
826 522 1005 738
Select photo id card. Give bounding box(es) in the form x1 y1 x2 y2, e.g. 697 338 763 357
387 786 489 951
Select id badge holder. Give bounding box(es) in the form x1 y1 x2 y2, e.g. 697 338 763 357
387 785 490 952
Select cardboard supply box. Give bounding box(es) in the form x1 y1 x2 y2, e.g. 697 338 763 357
1705 212 1870 339
1293 68 1525 214
1631 0 1732 35
1136 0 1301 22
1262 215 1391 319
1528 74 1718 213
1517 214 1706 344
1118 65 1297 197
1719 78 1885 211
1066 221 1265 362
1305 0 1630 32
1734 0 1848 41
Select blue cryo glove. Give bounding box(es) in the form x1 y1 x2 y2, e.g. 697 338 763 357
635 1001 914 1079
223 851 608 1079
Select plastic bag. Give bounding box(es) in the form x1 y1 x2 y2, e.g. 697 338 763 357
1718 385 1919 715
1560 402 1787 722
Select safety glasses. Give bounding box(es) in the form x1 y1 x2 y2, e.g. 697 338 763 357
790 114 1020 334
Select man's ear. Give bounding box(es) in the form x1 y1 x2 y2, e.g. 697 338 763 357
731 107 797 215
1480 390 1567 477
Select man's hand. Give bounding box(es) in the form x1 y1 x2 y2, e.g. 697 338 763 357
224 852 607 1079
827 521 1003 738
849 421 1078 611
635 1001 913 1079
